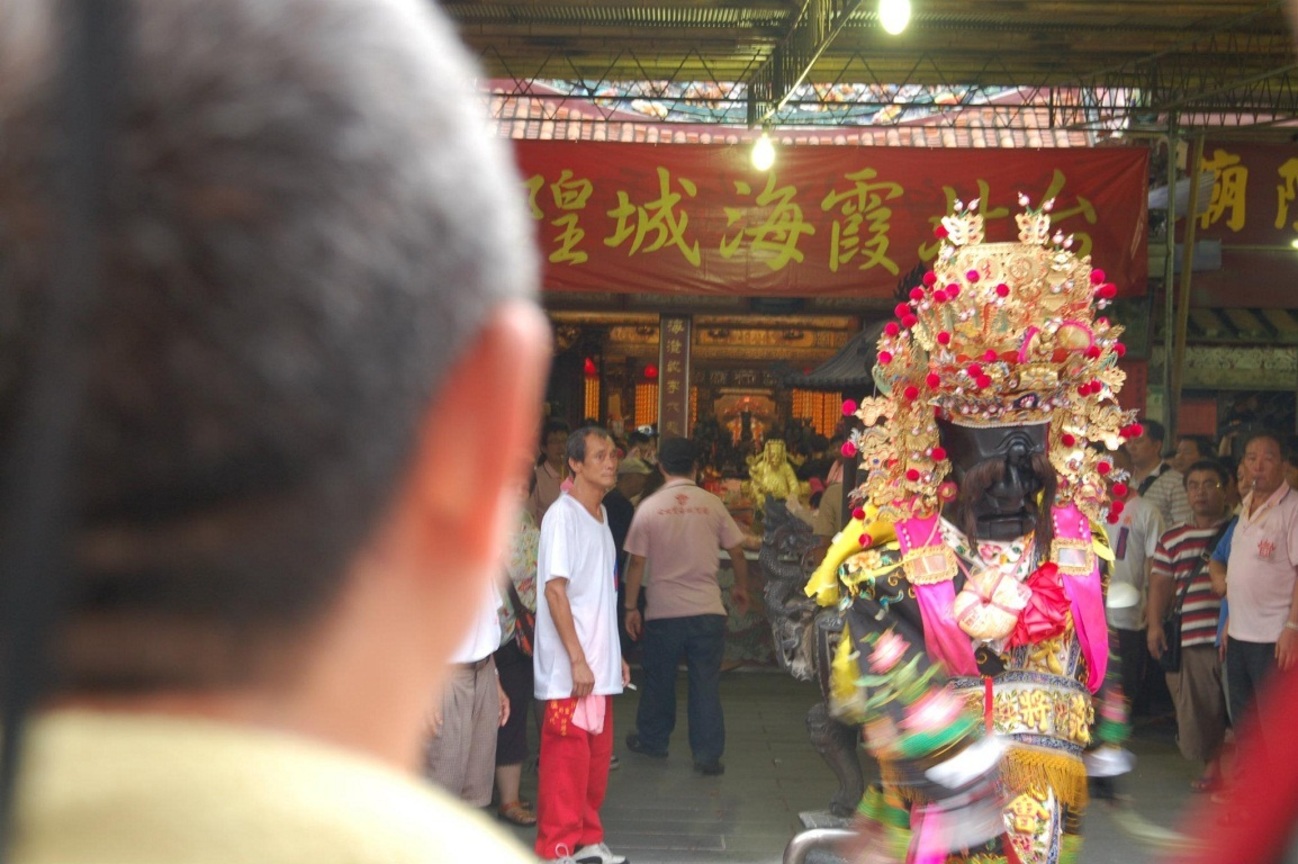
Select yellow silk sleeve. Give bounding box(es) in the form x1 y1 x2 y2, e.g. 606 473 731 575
804 506 897 606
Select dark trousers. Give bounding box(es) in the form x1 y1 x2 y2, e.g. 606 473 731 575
635 613 727 764
494 639 534 766
1226 636 1277 728
1115 627 1147 713
1116 626 1170 716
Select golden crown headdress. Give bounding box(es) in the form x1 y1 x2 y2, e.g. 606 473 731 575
845 195 1141 524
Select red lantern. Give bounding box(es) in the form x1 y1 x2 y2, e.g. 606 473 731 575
643 363 659 380
583 357 597 377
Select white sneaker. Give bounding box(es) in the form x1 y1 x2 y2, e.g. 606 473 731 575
574 842 628 864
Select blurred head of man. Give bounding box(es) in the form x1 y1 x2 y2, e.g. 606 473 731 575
541 420 571 470
615 456 653 499
1285 450 1298 492
1172 435 1215 475
1126 420 1166 472
0 0 548 768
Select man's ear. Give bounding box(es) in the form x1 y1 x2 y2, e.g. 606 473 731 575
402 300 551 586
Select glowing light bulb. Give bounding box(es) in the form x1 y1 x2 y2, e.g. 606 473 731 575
751 132 775 171
879 0 911 35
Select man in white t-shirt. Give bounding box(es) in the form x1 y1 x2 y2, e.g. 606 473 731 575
1223 431 1298 726
622 438 750 776
534 426 630 864
1105 446 1165 716
425 588 508 806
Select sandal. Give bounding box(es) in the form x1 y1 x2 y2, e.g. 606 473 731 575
498 800 537 826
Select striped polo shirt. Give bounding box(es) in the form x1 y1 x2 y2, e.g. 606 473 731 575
1152 522 1229 648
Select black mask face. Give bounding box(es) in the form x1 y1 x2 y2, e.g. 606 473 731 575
939 420 1051 542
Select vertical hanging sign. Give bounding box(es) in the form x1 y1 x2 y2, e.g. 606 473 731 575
658 315 691 439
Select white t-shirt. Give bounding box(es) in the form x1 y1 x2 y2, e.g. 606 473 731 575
533 493 624 699
448 583 504 664
1103 494 1164 630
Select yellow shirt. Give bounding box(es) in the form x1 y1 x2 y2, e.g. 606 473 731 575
15 710 536 864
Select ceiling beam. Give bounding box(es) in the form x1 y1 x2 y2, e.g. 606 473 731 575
745 0 867 127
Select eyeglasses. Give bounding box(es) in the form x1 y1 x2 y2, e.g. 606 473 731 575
1186 481 1222 491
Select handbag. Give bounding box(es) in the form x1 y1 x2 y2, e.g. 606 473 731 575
1158 576 1188 673
505 579 536 656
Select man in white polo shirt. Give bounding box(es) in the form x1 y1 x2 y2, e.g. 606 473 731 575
1222 430 1298 727
622 437 750 776
534 426 630 864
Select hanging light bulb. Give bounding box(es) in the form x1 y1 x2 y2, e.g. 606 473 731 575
879 0 911 35
751 131 775 171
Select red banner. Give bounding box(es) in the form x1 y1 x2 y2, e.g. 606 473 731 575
515 142 1148 297
1184 142 1298 307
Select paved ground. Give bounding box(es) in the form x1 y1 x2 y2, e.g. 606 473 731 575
499 669 1203 863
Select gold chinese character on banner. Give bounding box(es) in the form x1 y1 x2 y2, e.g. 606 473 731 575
821 168 904 275
720 173 816 270
606 166 701 265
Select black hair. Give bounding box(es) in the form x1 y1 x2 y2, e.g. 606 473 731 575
1178 435 1215 459
537 420 572 465
658 446 698 476
1242 428 1287 459
949 450 1057 557
1183 459 1230 488
567 425 611 465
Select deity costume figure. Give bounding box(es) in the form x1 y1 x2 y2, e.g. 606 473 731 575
807 196 1138 864
745 439 803 510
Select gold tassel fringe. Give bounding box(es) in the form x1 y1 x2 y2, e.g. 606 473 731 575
877 744 1088 811
1003 745 1088 810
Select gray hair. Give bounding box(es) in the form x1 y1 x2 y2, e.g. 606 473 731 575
0 0 538 688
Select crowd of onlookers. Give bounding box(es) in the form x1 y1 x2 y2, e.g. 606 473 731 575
423 407 1298 853
1104 418 1298 800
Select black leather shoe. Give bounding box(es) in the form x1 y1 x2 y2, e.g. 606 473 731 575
625 732 667 759
694 761 724 776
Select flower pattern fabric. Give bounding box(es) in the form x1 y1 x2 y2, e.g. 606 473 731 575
502 510 539 639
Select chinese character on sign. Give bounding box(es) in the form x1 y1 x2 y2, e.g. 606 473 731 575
523 169 595 265
1199 149 1247 232
720 173 816 270
665 360 683 374
605 166 701 265
1275 158 1298 231
821 168 904 275
1039 170 1097 260
666 339 683 354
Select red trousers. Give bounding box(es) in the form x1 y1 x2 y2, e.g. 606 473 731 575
534 696 614 860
